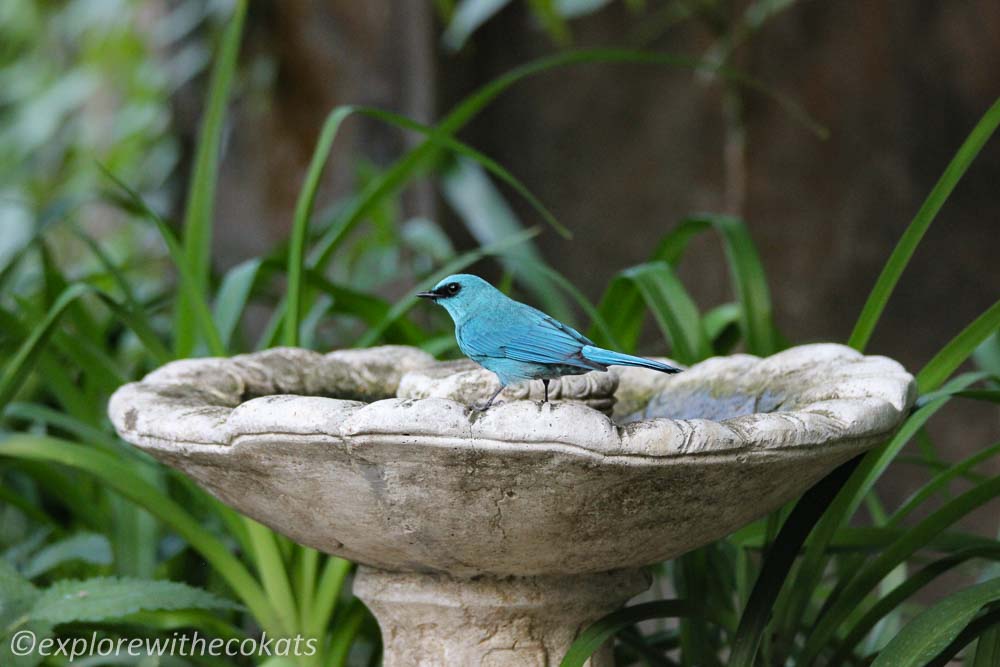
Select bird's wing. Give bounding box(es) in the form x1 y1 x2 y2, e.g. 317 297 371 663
460 307 606 371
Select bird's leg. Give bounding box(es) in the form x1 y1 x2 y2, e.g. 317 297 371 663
542 379 550 403
474 384 505 412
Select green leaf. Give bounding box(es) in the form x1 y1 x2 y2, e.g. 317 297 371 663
871 578 1000 667
592 275 647 352
284 106 354 347
442 0 513 51
175 0 247 356
729 456 861 667
326 597 371 667
799 475 1000 664
830 546 1000 665
707 216 776 356
304 557 353 652
101 167 225 356
69 221 144 315
973 330 1000 378
561 600 704 667
849 96 1000 352
30 577 239 625
214 257 264 348
3 403 121 452
0 557 38 619
303 270 425 344
280 104 570 346
243 519 298 637
361 108 569 239
651 215 777 356
0 561 47 667
973 624 1000 667
0 284 89 411
527 0 572 45
0 278 172 415
0 435 281 635
916 299 1000 393
620 261 711 364
777 372 984 642
21 533 113 579
890 440 1000 526
120 609 244 641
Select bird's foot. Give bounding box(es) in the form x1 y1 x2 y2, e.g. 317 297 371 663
472 385 506 412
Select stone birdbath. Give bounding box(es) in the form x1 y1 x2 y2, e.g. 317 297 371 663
109 343 914 666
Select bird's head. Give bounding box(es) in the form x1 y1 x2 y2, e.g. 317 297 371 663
417 274 497 321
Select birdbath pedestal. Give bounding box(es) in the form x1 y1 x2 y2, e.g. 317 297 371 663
109 344 914 666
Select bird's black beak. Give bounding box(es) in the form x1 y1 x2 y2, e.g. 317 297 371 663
416 290 438 300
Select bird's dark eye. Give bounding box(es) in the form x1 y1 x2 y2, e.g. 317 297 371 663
446 282 461 295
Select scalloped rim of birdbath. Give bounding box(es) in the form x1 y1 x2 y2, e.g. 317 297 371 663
108 343 915 577
110 343 914 460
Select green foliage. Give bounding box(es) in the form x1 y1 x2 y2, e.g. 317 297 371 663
849 97 1000 352
31 577 240 625
0 561 237 667
175 0 247 357
560 600 706 667
870 578 1000 667
1 2 997 666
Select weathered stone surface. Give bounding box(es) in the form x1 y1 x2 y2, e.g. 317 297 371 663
354 567 649 667
109 342 914 665
398 358 620 414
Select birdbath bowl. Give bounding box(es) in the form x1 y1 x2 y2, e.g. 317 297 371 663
109 343 914 666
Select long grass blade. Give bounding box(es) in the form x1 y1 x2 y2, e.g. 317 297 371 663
305 557 353 648
282 104 570 346
304 270 426 344
776 372 984 641
653 215 776 355
325 599 372 667
973 624 1000 667
175 0 247 356
244 519 298 636
870 577 1000 667
924 608 1000 667
620 261 711 364
709 216 776 356
848 96 1000 352
728 456 861 667
561 600 705 667
890 440 1000 526
799 475 1000 665
0 284 89 410
101 167 225 355
830 545 1000 665
916 299 1000 393
214 258 265 349
284 107 354 347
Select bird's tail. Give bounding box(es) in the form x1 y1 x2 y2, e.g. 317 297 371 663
581 345 682 374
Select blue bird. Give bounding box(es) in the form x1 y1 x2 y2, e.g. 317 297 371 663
418 274 681 410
